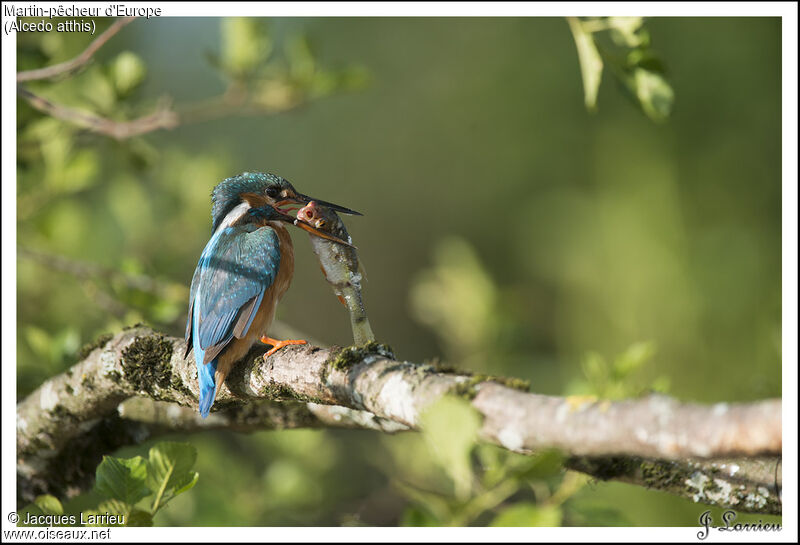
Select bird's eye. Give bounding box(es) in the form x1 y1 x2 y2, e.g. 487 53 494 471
266 187 279 198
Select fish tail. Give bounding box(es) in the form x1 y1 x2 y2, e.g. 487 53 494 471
352 317 375 345
344 288 375 345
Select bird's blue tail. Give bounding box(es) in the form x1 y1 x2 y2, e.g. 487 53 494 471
192 295 219 418
193 318 219 418
197 357 218 419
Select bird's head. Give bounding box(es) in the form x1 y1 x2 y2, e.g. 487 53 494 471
211 172 360 232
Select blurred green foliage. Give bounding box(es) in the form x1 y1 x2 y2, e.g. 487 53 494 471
16 17 781 526
568 17 674 121
398 396 580 526
567 341 671 399
19 442 198 527
410 237 506 371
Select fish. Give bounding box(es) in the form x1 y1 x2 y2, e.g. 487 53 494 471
296 201 375 345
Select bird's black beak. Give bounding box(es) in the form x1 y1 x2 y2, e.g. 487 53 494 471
290 193 362 216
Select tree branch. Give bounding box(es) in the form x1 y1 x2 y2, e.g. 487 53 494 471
17 81 309 140
16 326 782 514
17 86 180 140
16 17 339 139
565 456 781 515
18 246 187 302
116 397 410 435
17 17 136 82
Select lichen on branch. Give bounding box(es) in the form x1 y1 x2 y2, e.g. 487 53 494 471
16 326 782 515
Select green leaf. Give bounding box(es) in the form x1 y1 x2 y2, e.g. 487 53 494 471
95 455 149 505
58 149 99 193
97 499 130 518
172 471 200 496
82 500 128 527
513 449 565 481
613 341 655 378
394 480 453 523
33 494 63 515
401 505 441 527
581 351 607 385
81 69 117 113
476 444 507 488
607 17 644 47
125 509 154 527
14 509 35 526
17 494 65 524
39 32 65 58
567 18 604 111
627 48 664 73
632 68 674 122
145 442 198 511
420 396 481 500
146 442 197 492
221 18 271 77
111 51 146 95
15 505 43 527
491 503 562 527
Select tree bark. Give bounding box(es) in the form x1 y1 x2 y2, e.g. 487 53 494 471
16 326 782 514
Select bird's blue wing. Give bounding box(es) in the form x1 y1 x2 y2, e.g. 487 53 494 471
188 224 281 363
184 262 202 357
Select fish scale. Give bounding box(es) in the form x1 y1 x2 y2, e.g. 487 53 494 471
297 201 375 345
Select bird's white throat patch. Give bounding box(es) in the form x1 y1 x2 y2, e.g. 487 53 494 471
216 202 251 232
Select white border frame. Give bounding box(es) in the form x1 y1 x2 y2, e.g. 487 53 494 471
2 3 796 542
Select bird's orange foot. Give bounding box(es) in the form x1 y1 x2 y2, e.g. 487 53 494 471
260 336 307 359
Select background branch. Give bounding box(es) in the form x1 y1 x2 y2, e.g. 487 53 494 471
16 17 318 141
17 86 179 140
17 17 356 140
18 247 185 300
17 82 309 140
16 17 136 82
16 326 782 514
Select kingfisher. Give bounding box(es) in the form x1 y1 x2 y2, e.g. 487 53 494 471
185 172 360 418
